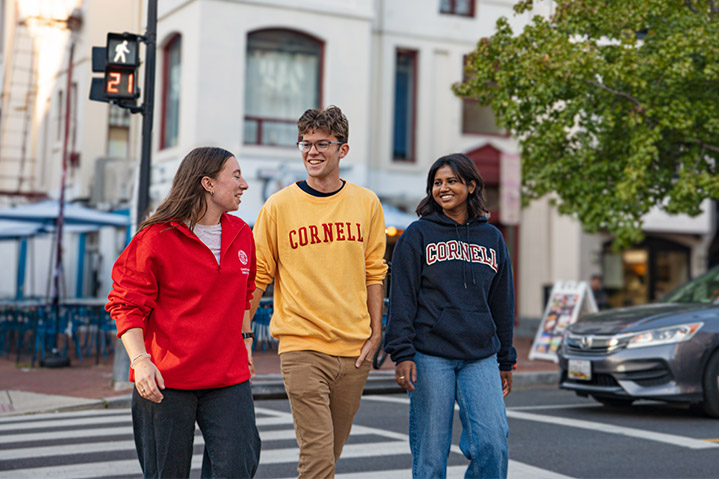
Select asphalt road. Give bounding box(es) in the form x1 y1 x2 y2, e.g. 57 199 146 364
1 387 717 478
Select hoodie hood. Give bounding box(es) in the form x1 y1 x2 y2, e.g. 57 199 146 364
420 211 489 226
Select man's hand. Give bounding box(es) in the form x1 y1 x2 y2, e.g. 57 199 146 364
355 333 381 368
395 361 417 391
500 370 513 397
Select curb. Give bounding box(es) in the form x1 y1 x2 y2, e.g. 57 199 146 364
46 371 560 414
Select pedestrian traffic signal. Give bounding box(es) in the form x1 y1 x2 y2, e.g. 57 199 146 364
104 65 137 99
106 33 140 67
89 32 141 103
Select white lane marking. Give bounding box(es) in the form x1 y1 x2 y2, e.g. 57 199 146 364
506 461 576 479
360 396 575 478
0 441 411 478
0 414 130 431
0 427 312 461
0 408 130 423
273 460 575 478
506 410 719 450
0 425 132 444
0 409 290 444
507 404 601 411
363 394 598 412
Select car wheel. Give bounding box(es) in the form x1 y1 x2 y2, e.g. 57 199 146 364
592 395 635 408
701 350 719 418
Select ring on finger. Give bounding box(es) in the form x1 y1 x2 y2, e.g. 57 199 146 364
398 376 405 380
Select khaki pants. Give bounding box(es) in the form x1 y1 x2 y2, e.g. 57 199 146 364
280 350 371 479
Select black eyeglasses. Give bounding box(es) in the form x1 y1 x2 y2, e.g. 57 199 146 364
297 140 344 153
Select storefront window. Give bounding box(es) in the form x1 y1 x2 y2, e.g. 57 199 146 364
602 238 690 307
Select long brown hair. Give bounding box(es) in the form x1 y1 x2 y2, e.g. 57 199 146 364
416 153 488 219
138 147 234 232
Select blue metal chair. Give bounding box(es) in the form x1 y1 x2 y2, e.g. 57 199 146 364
252 299 277 352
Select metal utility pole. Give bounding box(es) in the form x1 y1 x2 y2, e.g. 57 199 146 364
136 0 156 223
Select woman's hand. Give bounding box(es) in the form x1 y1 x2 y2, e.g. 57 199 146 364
134 357 165 403
245 337 256 379
395 360 417 392
500 370 512 397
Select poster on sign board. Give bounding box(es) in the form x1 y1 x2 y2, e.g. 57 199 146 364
528 281 598 362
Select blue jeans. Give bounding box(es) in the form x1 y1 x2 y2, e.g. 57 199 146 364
409 352 509 479
132 381 260 478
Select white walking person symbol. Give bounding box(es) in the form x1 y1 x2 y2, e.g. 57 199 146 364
114 40 130 63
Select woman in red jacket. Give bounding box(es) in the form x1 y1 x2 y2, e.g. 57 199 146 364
106 147 260 478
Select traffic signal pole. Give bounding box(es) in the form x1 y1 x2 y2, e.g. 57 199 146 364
107 0 157 388
136 0 157 224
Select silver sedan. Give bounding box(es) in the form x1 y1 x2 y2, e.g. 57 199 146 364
558 266 719 417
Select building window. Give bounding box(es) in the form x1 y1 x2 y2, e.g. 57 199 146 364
440 0 475 17
161 34 181 149
461 55 504 135
393 49 417 162
107 104 130 157
462 102 504 135
244 29 322 147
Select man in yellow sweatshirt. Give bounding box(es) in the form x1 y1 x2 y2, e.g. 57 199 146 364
250 105 387 479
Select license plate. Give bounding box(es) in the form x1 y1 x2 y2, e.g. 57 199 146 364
568 359 591 381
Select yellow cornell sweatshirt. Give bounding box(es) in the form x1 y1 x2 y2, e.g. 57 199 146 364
253 182 388 357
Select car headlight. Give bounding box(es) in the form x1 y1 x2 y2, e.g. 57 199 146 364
626 322 704 349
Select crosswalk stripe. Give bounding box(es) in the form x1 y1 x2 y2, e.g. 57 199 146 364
0 426 376 461
0 425 132 444
0 441 411 478
506 410 719 450
275 464 575 479
0 409 129 423
0 414 130 432
0 414 290 445
0 405 575 479
364 395 718 451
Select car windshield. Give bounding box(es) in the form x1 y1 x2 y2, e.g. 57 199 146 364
662 266 719 304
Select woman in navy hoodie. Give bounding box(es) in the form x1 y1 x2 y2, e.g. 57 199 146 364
384 153 516 479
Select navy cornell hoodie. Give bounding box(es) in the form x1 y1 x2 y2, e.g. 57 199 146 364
384 211 517 371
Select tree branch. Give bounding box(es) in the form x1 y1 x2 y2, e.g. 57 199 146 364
584 80 643 109
677 140 719 154
692 140 719 153
685 0 699 14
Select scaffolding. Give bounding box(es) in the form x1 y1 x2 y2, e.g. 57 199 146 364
0 1 46 200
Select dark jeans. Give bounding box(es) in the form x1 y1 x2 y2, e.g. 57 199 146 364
132 381 261 478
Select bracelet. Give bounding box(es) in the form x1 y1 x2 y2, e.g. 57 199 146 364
130 352 151 369
242 332 254 340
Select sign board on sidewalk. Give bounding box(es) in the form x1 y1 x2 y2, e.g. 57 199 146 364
529 281 598 362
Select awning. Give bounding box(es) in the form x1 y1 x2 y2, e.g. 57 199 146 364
0 200 130 227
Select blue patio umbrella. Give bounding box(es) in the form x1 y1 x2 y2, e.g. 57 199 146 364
0 200 129 227
0 202 129 300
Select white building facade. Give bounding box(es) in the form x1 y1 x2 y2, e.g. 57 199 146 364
1 0 715 320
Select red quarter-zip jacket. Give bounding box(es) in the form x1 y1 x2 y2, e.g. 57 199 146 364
106 213 256 389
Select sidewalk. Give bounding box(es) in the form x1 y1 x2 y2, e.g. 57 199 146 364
0 334 557 417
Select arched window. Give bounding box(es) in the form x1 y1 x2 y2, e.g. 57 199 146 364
244 29 323 147
161 34 181 149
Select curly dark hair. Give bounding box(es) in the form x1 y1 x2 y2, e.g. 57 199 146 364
416 153 488 219
297 105 349 143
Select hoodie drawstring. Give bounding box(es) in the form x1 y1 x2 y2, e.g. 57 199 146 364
455 224 468 289
467 223 476 286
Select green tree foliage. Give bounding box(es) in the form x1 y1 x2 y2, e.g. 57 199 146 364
454 0 719 248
